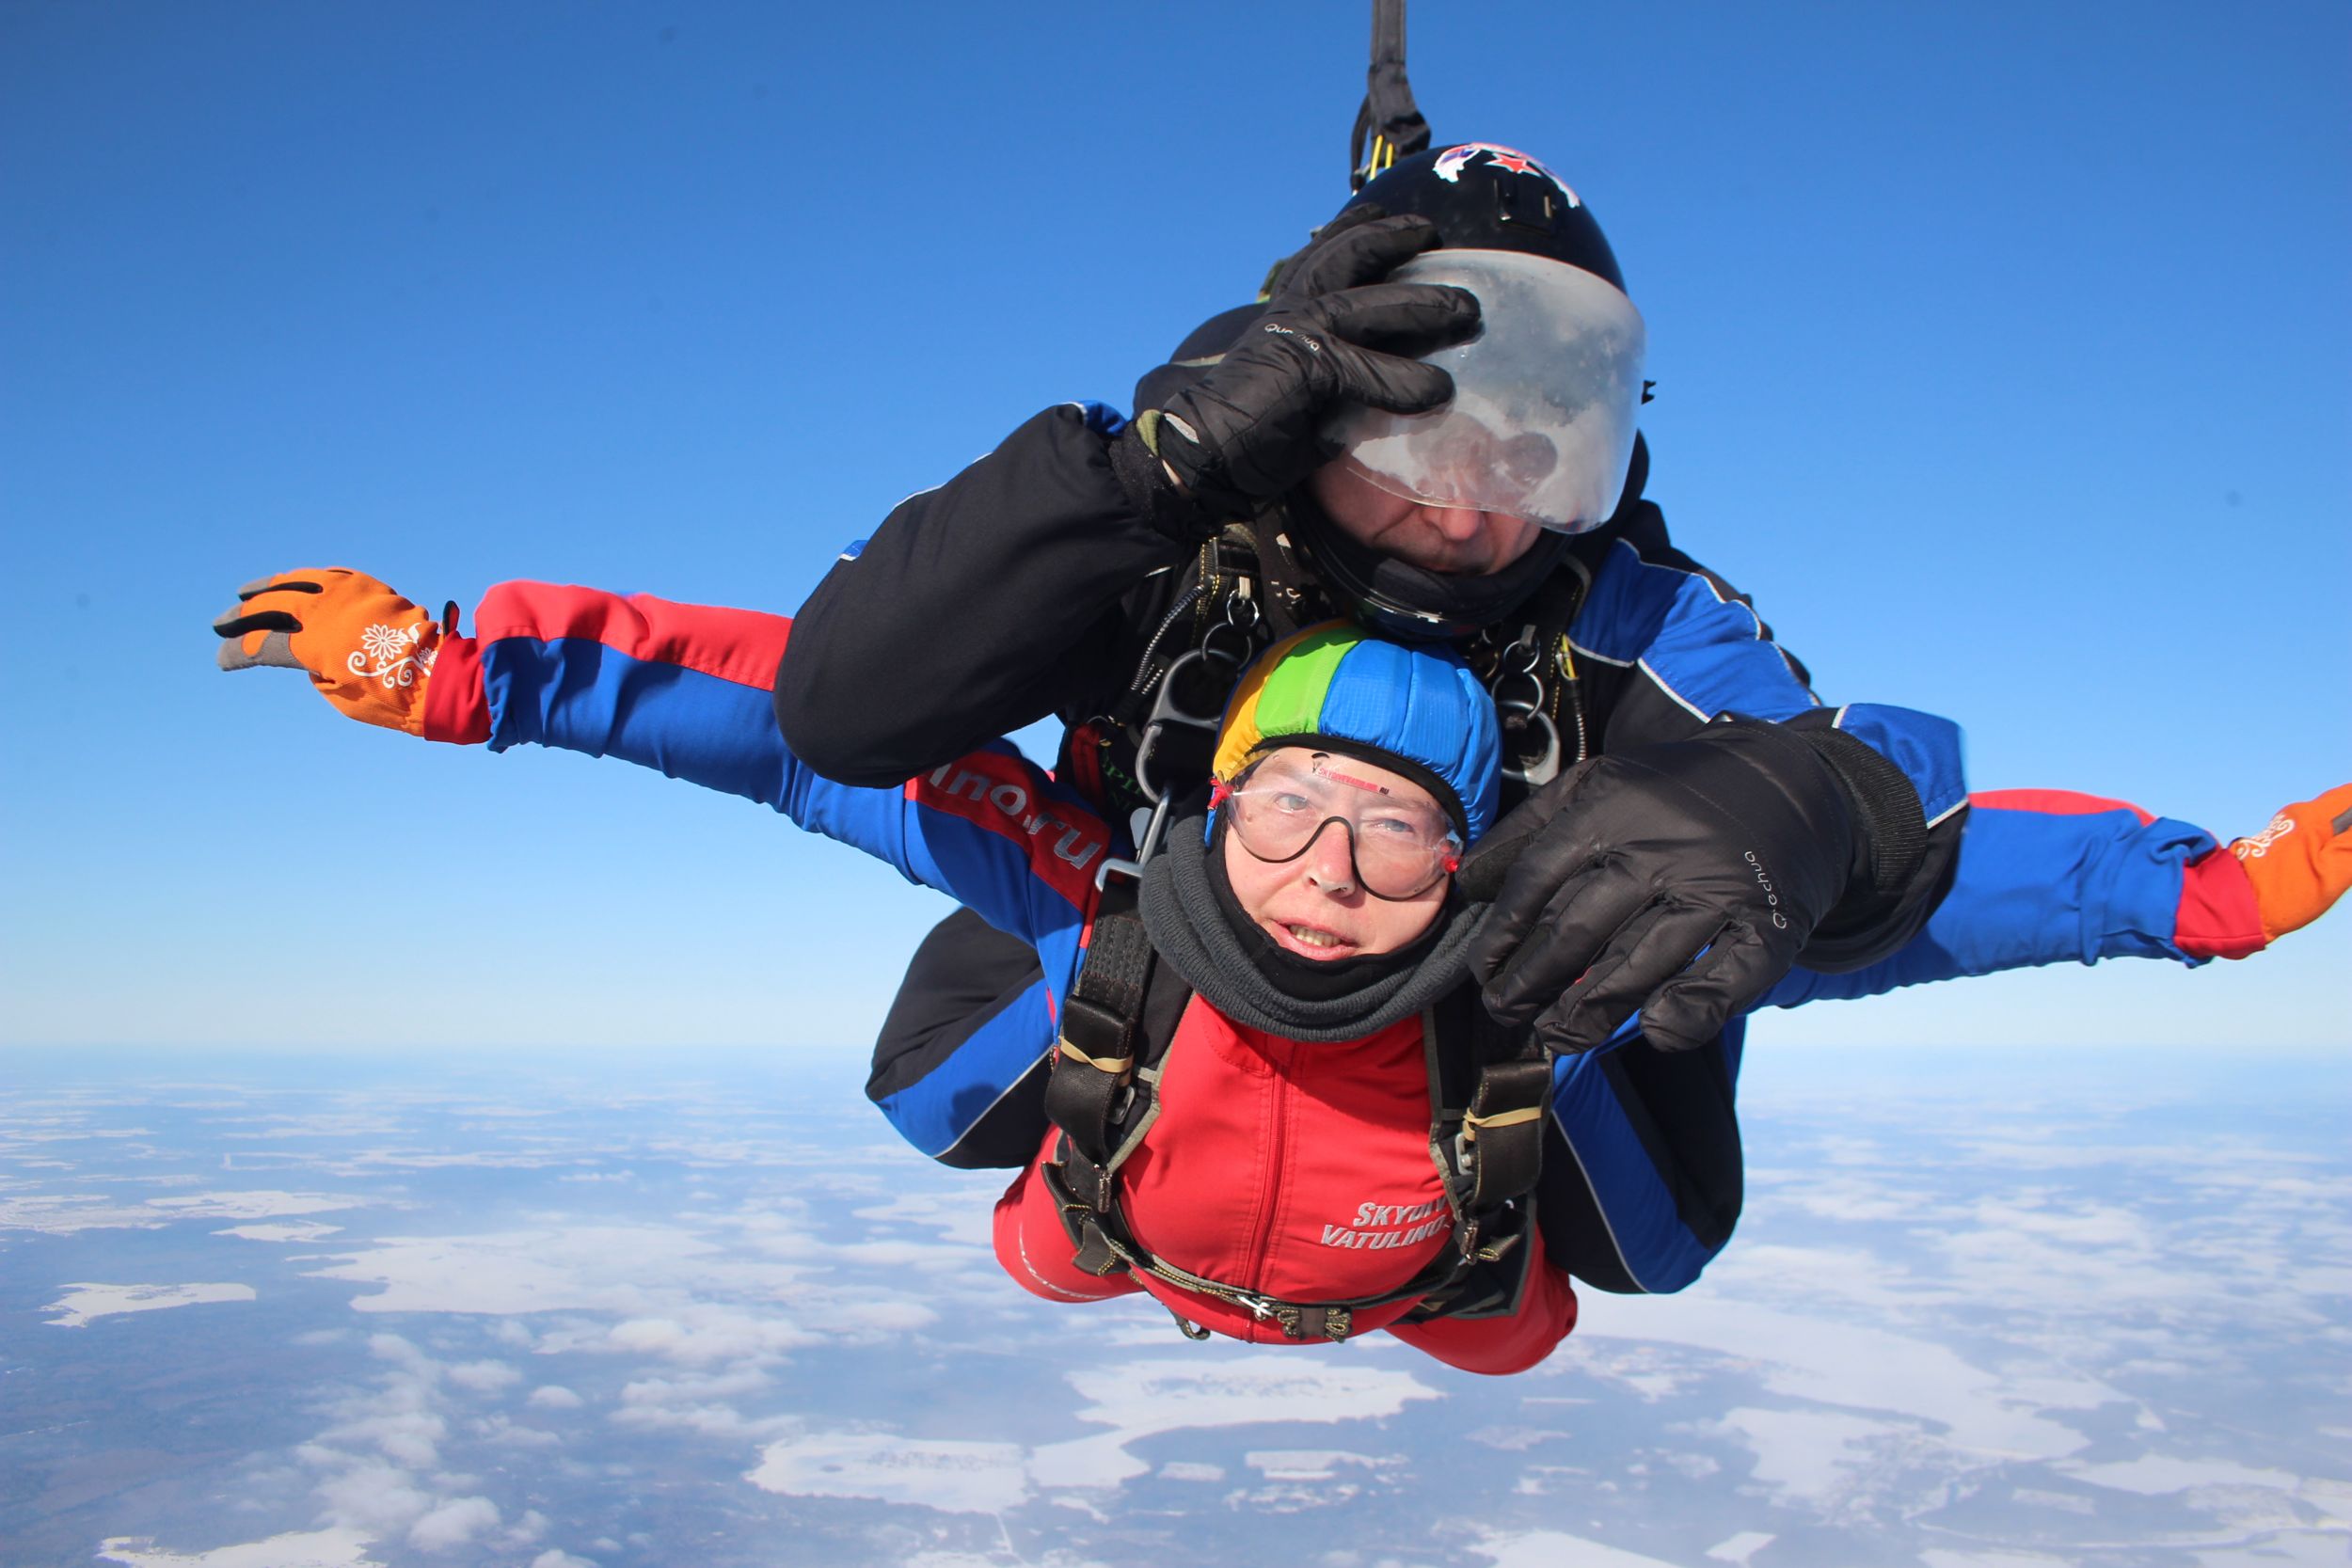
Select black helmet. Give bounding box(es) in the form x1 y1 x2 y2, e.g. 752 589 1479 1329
1131 143 1645 640
1310 143 1646 561
1342 143 1625 293
1136 143 1629 417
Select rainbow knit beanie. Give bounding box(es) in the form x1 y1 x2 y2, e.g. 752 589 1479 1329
1212 621 1502 844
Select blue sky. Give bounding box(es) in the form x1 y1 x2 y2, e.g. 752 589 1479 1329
3 1 2344 1053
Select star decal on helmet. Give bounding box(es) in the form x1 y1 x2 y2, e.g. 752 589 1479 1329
1431 143 1581 209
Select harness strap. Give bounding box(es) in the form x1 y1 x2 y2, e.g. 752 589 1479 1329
1463 1060 1552 1210
1042 879 1154 1189
1043 1138 1479 1342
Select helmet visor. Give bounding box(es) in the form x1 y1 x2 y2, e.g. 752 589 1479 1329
1324 249 1646 534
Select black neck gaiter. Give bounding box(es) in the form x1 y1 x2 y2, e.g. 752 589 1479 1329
1202 812 1438 1002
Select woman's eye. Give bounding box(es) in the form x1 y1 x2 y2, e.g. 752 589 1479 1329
1270 792 1314 815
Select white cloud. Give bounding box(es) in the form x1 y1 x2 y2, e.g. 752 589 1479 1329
529 1554 599 1568
310 1459 436 1537
406 1495 500 1551
1578 1297 2107 1462
443 1359 522 1393
603 1307 816 1365
1157 1462 1224 1482
617 1365 772 1406
610 1364 796 1440
470 1415 563 1449
1243 1449 1395 1481
93 1528 386 1567
323 1150 568 1172
849 1190 996 1247
148 1190 369 1220
6 1124 152 1142
278 1328 572 1554
830 1237 977 1272
365 1332 441 1382
2059 1452 2302 1497
215 1221 345 1243
45 1281 255 1328
300 1226 808 1320
1470 1529 1687 1567
319 1408 447 1472
4 1185 372 1237
1708 1406 1913 1506
526 1385 584 1410
745 1433 1030 1513
1029 1355 1442 1490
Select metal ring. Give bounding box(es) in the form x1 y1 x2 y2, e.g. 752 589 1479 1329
1499 707 1562 787
1201 620 1256 668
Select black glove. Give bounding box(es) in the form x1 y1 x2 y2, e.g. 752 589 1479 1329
1252 199 1403 304
1118 214 1479 536
1462 721 1883 1055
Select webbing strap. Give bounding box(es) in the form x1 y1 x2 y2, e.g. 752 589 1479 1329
1350 0 1430 190
1042 881 1155 1171
1041 1152 1131 1276
1464 1059 1552 1210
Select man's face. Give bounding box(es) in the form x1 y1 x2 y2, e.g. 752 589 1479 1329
1308 457 1545 577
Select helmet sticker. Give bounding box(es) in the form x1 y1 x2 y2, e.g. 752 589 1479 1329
1432 143 1581 209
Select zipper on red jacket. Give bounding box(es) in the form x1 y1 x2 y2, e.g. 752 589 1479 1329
1240 1031 1293 1329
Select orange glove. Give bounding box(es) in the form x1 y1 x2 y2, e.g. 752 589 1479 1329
2230 783 2352 944
214 568 450 736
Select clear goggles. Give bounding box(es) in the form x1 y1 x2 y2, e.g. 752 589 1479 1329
1322 248 1647 534
1214 754 1463 901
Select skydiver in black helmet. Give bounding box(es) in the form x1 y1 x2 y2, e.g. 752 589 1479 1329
776 142 1965 1167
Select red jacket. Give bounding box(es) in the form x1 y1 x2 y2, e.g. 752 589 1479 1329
993 994 1578 1375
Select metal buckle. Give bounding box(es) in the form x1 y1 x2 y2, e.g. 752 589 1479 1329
1132 646 1234 805
1105 594 1264 890
1093 794 1177 890
1486 632 1563 787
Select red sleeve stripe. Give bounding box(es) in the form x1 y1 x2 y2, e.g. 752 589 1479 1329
906 748 1111 913
472 582 793 694
1969 787 2155 827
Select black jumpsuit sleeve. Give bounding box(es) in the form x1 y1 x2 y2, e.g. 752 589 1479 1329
774 404 1194 787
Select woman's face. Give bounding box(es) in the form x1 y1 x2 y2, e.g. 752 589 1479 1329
1218 746 1455 961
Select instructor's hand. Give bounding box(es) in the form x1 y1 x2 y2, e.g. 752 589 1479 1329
2230 783 2352 944
1463 722 1863 1055
213 568 446 736
1136 214 1479 526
